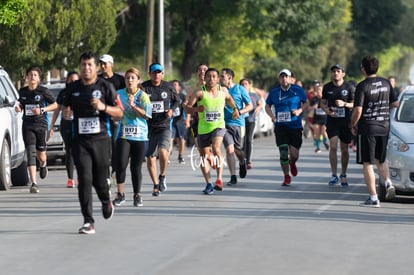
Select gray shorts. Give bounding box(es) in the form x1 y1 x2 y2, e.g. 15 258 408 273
197 128 226 148
223 125 245 150
146 128 171 157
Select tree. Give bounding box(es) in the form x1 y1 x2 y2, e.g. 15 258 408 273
0 0 117 80
0 0 27 27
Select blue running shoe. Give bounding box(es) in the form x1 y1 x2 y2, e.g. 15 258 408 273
328 175 339 186
203 183 214 195
340 174 348 187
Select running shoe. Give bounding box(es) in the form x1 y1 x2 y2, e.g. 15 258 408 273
78 223 95 234
281 175 291 186
102 201 114 220
178 156 185 164
328 175 339 186
66 179 75 188
289 161 298 177
246 162 253 169
30 183 39 193
214 179 223 191
340 174 348 187
152 184 160 197
39 165 48 179
239 160 247 178
203 183 214 195
315 148 322 153
227 175 237 186
113 192 126 206
385 183 396 201
159 175 167 192
360 198 380 208
133 193 143 207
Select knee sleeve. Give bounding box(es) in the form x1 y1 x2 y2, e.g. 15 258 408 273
279 144 289 165
27 145 37 166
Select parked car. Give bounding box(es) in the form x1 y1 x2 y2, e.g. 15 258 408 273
0 65 29 190
254 99 274 138
378 86 414 201
42 82 66 164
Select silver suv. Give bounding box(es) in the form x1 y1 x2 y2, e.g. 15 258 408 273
0 66 29 190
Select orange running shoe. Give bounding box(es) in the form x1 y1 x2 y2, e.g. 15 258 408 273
66 179 75 188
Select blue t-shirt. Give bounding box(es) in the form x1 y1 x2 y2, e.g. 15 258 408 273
266 84 307 129
224 84 251 126
117 88 152 141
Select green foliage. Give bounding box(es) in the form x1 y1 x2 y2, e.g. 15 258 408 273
0 0 28 26
0 0 117 80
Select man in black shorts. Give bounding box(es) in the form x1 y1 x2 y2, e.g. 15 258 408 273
350 55 399 207
142 63 180 197
321 64 355 187
15 66 57 193
63 51 123 234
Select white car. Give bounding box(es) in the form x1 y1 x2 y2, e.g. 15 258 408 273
0 66 29 190
254 99 274 138
42 82 66 164
379 86 414 201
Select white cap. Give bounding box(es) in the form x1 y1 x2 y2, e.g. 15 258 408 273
99 54 114 64
279 69 292 76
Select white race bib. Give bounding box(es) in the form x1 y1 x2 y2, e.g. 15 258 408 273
173 107 180 117
151 101 165 113
315 108 326 116
205 111 221 122
122 125 139 138
78 117 100 134
331 107 345 118
277 112 291 122
25 104 39 116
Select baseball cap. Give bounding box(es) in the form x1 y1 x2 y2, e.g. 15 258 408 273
99 54 114 64
330 64 345 72
149 63 163 73
279 69 292 77
311 80 320 86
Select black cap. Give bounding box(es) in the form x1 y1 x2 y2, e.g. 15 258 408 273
311 80 320 86
330 64 345 72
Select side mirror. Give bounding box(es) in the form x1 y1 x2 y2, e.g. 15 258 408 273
4 95 16 107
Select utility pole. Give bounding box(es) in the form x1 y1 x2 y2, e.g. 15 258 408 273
145 0 155 71
159 0 164 69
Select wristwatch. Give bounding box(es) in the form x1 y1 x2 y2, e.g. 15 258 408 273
40 108 45 114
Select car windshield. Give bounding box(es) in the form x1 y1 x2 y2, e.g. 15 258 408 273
396 94 414 122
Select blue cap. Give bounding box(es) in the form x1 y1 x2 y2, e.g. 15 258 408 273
149 63 163 73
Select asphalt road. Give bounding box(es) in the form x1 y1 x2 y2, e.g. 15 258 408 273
1 133 413 275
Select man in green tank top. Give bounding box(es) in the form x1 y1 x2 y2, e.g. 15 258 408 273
184 68 239 195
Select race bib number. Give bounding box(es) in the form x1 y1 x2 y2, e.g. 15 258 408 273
25 104 39 116
78 117 100 134
173 107 180 117
205 111 221 122
331 107 345 118
315 108 326 116
122 125 139 138
151 101 165 113
277 112 291 122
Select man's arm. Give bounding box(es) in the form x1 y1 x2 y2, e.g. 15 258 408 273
349 106 362 129
265 104 276 123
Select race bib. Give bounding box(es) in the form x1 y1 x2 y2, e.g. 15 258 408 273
173 107 180 117
205 111 221 122
151 101 165 113
25 104 39 116
122 125 139 138
315 108 326 116
78 117 100 134
331 107 345 118
277 112 291 122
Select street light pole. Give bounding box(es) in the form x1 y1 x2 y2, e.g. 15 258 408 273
159 0 164 70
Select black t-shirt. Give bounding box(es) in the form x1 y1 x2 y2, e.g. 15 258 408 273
18 85 55 127
63 78 118 139
98 73 126 91
354 77 398 136
172 93 186 124
322 81 355 122
142 80 180 131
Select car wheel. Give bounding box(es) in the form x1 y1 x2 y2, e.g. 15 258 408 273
0 139 12 191
377 178 388 201
11 158 29 186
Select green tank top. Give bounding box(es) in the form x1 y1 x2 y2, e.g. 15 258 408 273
197 85 225 134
